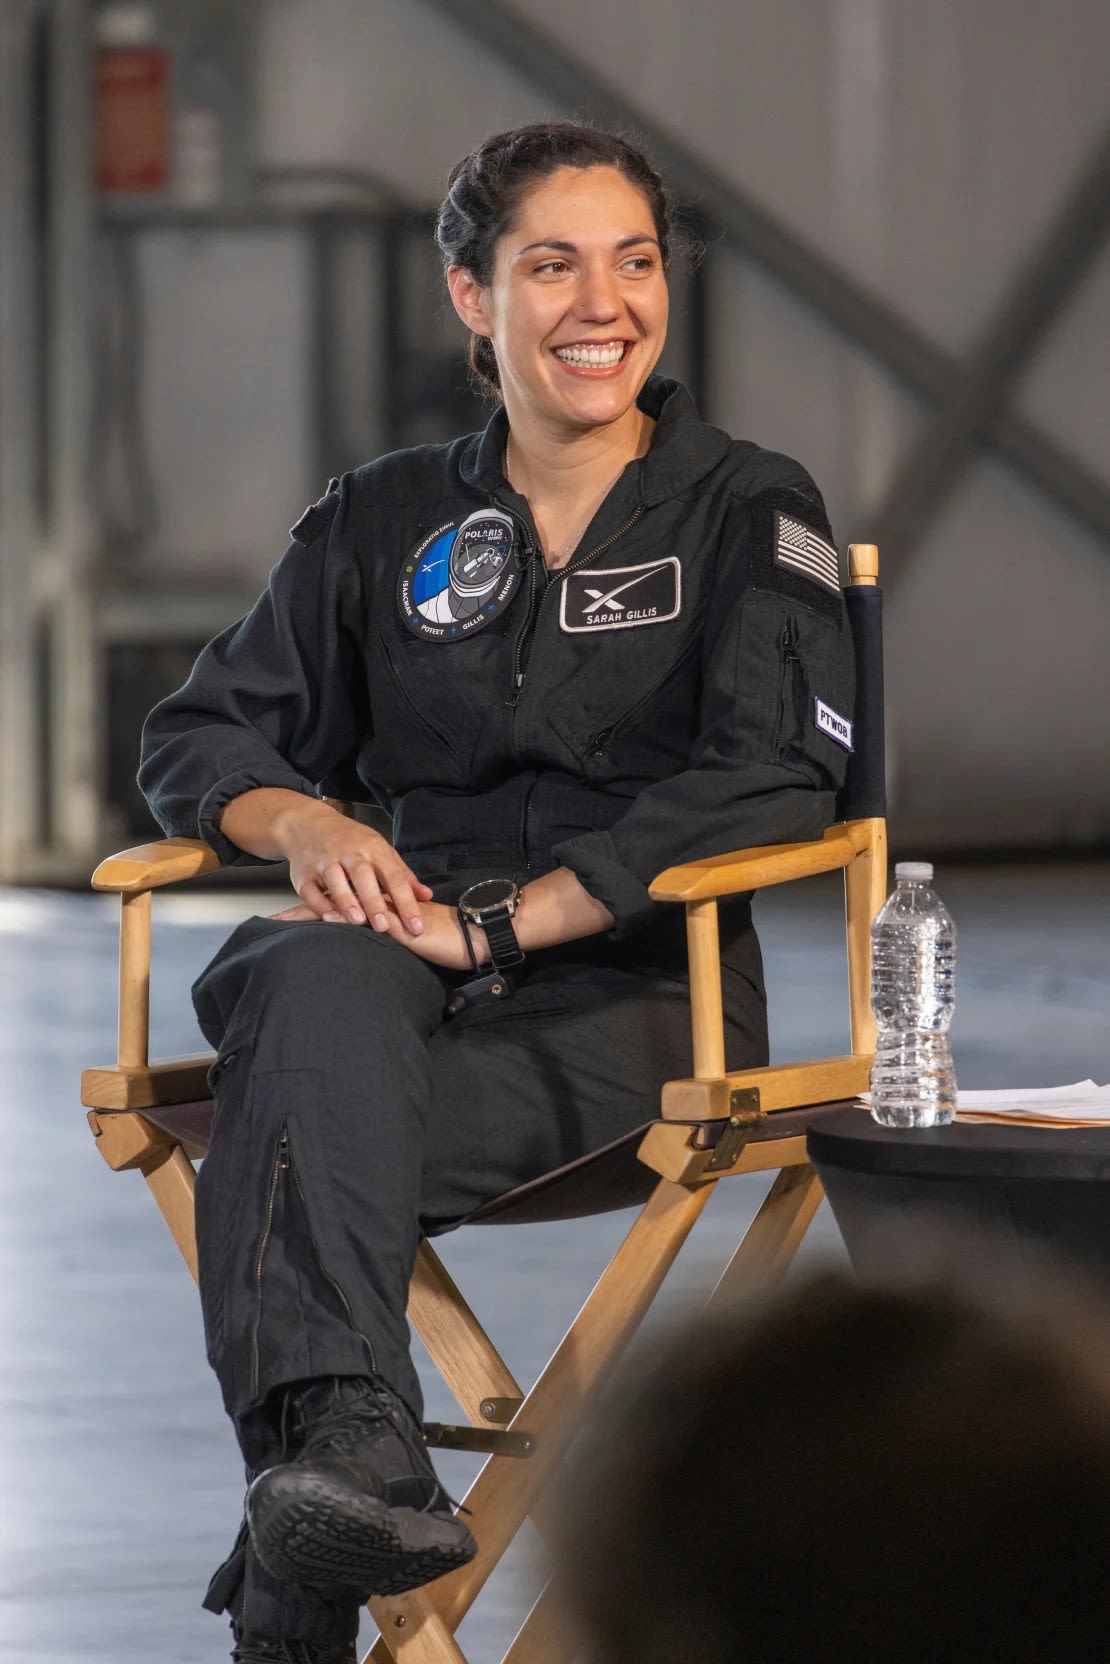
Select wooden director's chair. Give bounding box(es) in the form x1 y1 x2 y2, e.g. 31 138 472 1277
82 544 887 1664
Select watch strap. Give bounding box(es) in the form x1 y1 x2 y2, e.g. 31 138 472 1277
482 907 525 968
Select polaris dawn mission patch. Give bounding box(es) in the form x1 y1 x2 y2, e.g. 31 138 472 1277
559 557 681 632
399 509 520 640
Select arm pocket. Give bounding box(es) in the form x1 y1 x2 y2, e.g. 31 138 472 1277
775 607 856 787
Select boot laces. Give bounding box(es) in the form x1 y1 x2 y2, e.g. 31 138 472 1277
292 1377 468 1517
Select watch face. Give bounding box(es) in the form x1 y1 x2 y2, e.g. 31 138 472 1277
460 878 518 915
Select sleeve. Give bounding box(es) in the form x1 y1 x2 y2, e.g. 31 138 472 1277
551 476 857 935
137 483 370 866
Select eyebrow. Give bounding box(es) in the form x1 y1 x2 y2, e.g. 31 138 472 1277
514 234 661 257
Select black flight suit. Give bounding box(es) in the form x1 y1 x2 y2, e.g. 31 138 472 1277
138 376 855 1646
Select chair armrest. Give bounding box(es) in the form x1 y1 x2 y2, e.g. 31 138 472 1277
649 823 872 902
92 837 221 893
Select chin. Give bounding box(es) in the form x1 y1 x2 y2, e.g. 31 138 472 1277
550 378 646 431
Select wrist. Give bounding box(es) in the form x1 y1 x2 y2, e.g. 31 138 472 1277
461 917 490 964
268 793 340 855
459 911 492 965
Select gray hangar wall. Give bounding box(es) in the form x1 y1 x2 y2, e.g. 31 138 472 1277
123 0 1110 852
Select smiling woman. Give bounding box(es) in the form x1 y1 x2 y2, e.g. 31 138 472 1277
133 120 858 1662
439 128 675 568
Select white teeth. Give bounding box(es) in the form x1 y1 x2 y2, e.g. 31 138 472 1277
555 343 625 367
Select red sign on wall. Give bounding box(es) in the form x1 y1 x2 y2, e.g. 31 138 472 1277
95 46 170 194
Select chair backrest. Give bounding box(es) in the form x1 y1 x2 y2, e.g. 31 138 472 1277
837 543 886 823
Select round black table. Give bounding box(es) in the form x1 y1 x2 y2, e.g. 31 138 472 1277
807 1106 1110 1284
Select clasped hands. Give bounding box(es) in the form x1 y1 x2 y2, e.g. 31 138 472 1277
267 802 486 972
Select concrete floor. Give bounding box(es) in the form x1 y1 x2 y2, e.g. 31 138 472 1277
1 862 1107 1662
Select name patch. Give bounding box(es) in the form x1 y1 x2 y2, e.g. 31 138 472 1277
814 697 854 751
559 557 681 633
398 509 520 641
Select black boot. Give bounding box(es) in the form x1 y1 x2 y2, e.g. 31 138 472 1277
246 1376 477 1597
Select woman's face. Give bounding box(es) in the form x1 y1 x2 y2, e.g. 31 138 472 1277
450 165 670 436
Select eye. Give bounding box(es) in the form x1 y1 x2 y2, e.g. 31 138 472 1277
621 254 657 274
534 259 571 276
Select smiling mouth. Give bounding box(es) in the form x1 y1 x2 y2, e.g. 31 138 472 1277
552 340 629 368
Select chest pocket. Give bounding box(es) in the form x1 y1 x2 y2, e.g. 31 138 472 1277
367 608 519 785
547 624 702 775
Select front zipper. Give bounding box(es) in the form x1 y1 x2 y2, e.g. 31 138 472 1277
507 506 644 705
519 773 539 873
248 1124 377 1398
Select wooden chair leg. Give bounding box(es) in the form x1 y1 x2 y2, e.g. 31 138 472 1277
845 817 887 1056
364 1597 471 1664
408 1243 523 1424
705 1163 825 1312
501 1578 576 1664
141 1144 199 1282
366 1176 714 1661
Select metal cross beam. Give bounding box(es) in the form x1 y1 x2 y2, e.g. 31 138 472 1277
420 0 1110 563
870 122 1110 568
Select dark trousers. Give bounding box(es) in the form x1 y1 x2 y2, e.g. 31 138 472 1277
191 911 767 1642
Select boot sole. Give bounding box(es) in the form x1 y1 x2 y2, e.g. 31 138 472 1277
247 1466 477 1597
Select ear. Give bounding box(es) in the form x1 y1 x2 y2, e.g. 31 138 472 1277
446 265 492 339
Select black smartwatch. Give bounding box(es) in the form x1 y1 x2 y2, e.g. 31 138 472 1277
457 877 524 970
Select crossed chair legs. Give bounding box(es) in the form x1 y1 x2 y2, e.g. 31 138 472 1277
87 1102 822 1664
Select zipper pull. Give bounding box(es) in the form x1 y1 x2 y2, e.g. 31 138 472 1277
277 1131 290 1169
782 621 799 660
515 670 526 690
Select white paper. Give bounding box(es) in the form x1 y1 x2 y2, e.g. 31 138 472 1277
862 1081 1110 1124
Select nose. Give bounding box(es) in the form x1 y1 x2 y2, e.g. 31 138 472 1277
574 260 621 323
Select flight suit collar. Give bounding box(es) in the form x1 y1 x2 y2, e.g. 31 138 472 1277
458 376 734 509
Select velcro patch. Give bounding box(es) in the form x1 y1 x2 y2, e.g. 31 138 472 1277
289 480 341 545
560 557 681 633
814 697 853 750
774 511 840 592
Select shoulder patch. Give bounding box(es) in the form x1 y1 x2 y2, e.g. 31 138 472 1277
289 481 341 545
742 487 843 622
773 511 839 592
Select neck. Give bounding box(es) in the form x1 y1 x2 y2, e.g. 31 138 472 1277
502 402 652 505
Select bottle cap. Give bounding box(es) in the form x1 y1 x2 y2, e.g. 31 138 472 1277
895 861 933 882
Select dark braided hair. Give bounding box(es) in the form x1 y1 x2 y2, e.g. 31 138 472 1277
436 123 677 400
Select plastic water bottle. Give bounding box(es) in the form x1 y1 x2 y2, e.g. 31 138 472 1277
869 862 957 1127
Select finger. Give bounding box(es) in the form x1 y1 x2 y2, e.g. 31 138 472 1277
269 903 320 922
298 879 337 922
320 860 369 926
386 858 432 925
345 861 393 933
380 861 425 934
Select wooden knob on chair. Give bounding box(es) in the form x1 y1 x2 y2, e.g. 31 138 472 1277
848 543 879 585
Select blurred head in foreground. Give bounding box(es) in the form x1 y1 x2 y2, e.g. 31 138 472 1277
559 1267 1110 1663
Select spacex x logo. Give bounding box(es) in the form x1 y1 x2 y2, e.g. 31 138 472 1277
559 557 682 633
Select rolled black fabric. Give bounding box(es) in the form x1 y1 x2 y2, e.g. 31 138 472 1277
837 584 886 820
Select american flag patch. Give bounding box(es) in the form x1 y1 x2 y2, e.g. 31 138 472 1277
773 512 840 592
